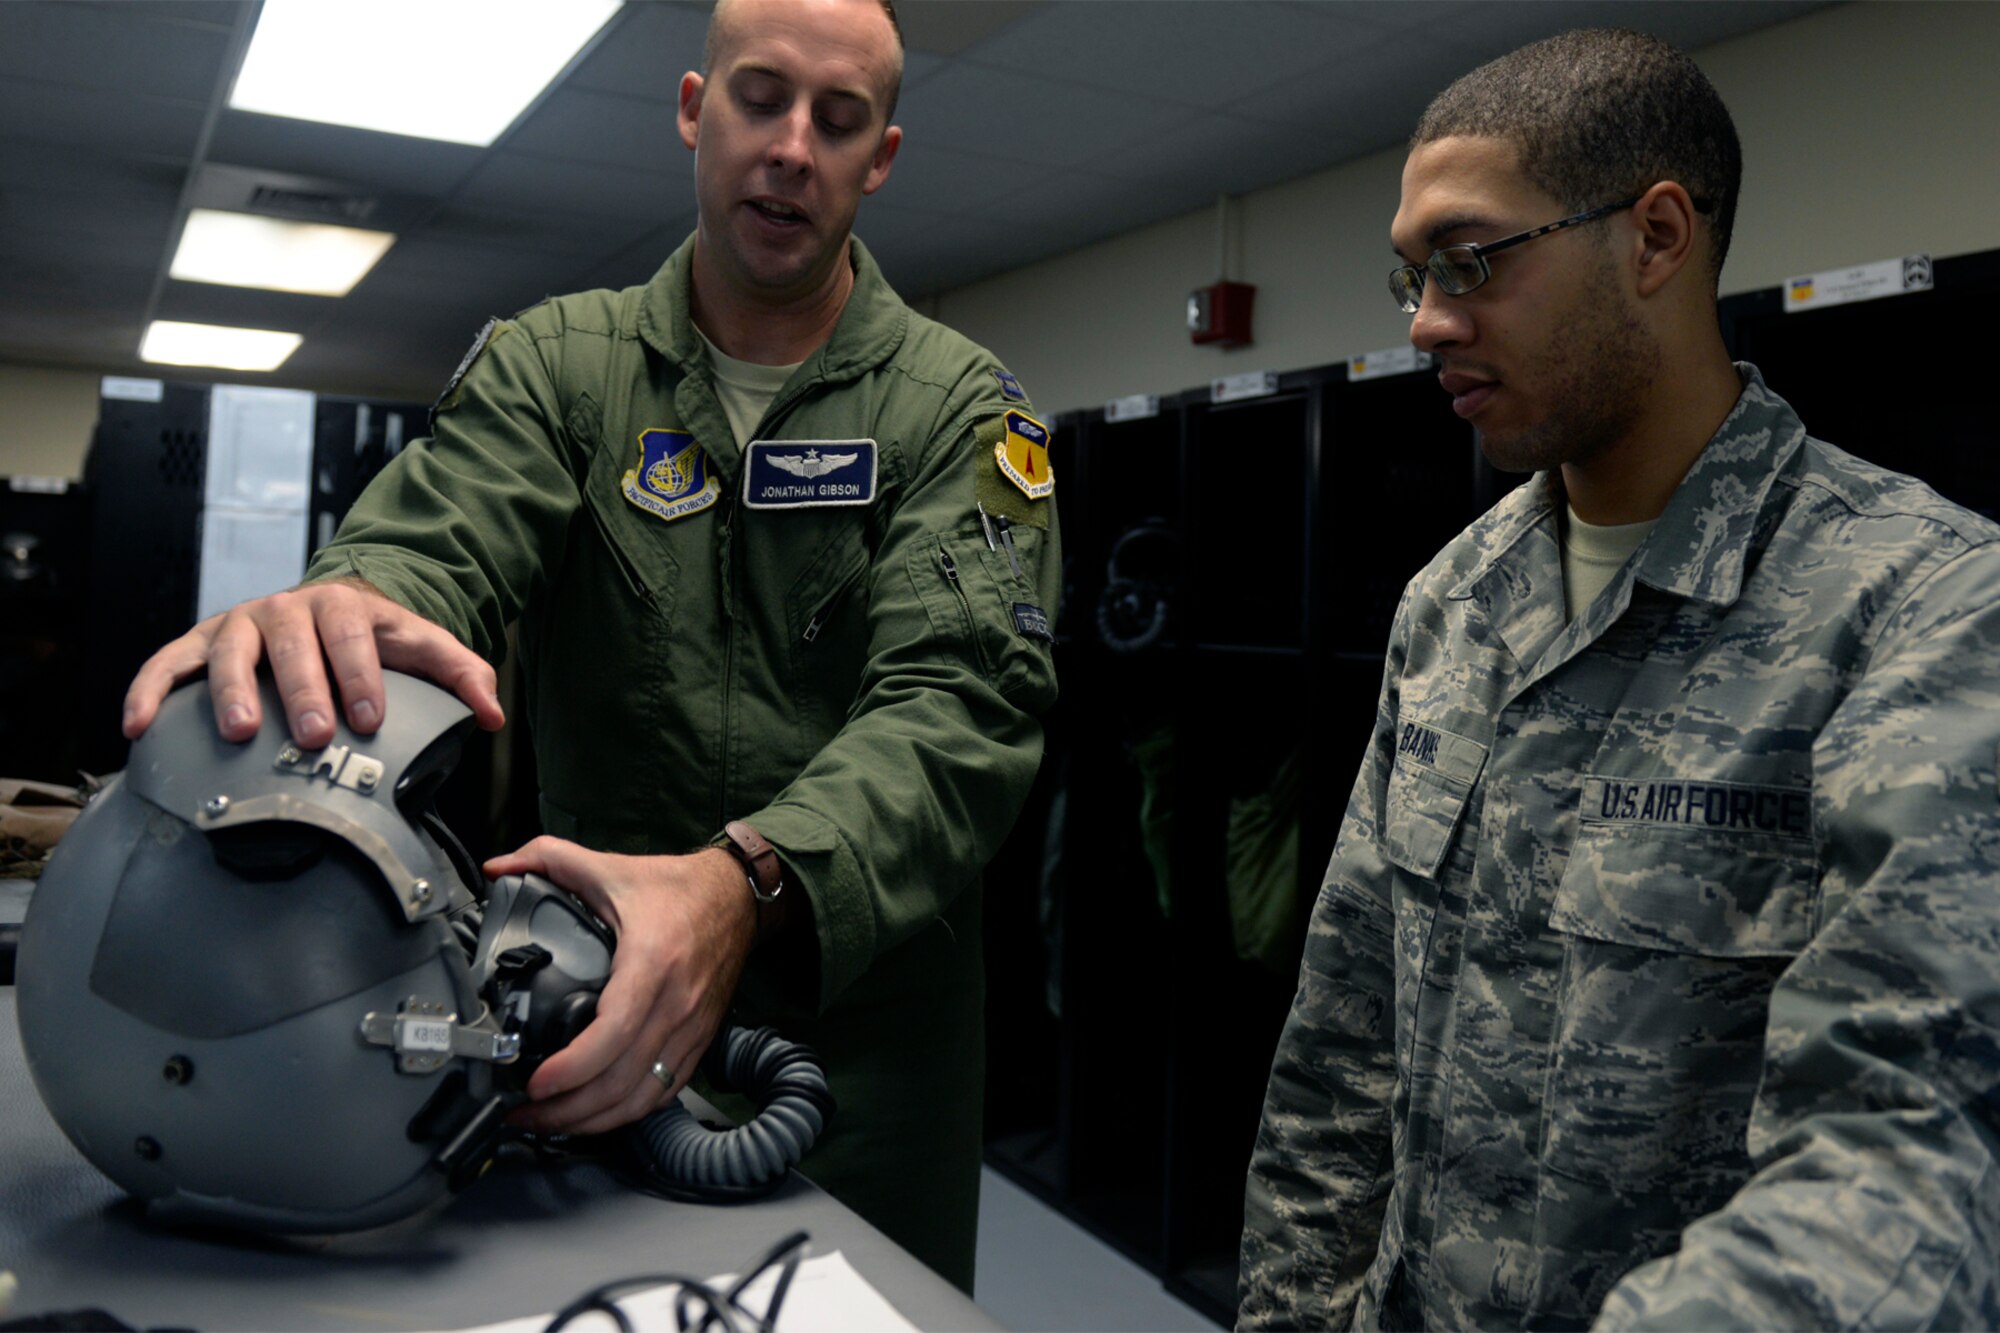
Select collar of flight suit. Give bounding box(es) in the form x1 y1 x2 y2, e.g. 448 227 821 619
636 231 912 388
1450 362 1810 616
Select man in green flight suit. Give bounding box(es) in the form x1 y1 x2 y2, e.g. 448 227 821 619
123 0 1060 1291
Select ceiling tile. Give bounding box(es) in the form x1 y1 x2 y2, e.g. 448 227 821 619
1428 0 1824 57
566 1 712 100
0 2 234 103
0 140 186 199
965 1 1385 110
894 62 1184 169
974 169 1207 270
558 224 693 294
208 112 486 199
1235 37 1480 151
84 2 243 27
0 198 174 272
153 281 339 334
0 78 206 159
456 151 694 223
343 237 596 313
896 1 1045 57
421 204 667 260
853 199 957 251
874 140 1046 217
1087 111 1367 199
1300 2 1476 35
0 255 154 313
506 88 688 174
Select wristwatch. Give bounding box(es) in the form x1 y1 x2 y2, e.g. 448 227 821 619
715 820 783 935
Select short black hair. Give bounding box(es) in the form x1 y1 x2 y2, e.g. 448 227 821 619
1413 29 1742 285
703 0 905 122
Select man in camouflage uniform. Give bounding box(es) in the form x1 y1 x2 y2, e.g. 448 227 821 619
1239 29 2000 1330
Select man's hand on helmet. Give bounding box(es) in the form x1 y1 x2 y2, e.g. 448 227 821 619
485 836 757 1137
122 576 505 748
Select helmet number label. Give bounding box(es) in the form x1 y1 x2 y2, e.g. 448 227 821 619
402 1019 453 1052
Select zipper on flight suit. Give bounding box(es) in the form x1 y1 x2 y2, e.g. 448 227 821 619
717 499 737 832
938 547 989 677
802 559 871 644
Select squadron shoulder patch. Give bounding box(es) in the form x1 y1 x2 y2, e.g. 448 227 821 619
743 439 878 509
994 409 1054 501
622 428 720 523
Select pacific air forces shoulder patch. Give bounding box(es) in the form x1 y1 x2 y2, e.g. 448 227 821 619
994 409 1054 501
622 428 720 523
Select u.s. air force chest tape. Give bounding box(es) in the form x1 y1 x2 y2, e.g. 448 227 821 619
743 439 878 509
1581 775 1812 839
976 410 1053 529
622 428 721 523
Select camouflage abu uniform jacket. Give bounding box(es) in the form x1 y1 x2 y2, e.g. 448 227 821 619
1239 367 2000 1330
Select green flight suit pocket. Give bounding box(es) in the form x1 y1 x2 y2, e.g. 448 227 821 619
786 529 872 746
908 530 1056 709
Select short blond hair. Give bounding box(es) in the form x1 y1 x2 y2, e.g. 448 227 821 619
704 0 904 121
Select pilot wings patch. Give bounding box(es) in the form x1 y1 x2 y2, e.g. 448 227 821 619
744 439 878 509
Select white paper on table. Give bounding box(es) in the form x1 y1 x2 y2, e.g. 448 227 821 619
432 1249 921 1333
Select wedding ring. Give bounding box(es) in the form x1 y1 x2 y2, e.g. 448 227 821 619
649 1059 675 1090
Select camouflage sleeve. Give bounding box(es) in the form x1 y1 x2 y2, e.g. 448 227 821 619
1238 610 1404 1331
1594 543 2000 1331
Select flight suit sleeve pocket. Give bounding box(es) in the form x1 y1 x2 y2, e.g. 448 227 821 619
907 531 1056 708
1553 821 1816 958
1382 725 1486 879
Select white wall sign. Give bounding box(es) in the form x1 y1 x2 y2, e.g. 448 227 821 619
1211 371 1279 404
1104 393 1161 423
1784 254 1933 313
100 376 164 402
1346 347 1433 382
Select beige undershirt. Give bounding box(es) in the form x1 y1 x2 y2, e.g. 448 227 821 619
1562 505 1656 622
696 327 802 448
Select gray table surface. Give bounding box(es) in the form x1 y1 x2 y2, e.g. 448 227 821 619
1 988 998 1331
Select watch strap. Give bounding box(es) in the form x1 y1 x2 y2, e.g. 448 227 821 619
720 820 783 905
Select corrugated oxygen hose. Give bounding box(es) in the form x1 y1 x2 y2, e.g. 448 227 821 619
630 1025 834 1202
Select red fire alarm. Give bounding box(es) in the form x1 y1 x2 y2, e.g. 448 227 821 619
1187 280 1255 347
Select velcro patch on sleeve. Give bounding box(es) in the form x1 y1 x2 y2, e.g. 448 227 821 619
1012 601 1055 642
429 318 504 430
973 415 1050 529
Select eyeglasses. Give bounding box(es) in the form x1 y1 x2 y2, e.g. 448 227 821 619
1388 196 1645 314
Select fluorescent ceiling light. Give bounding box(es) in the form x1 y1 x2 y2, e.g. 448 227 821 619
141 322 304 373
230 0 623 147
170 209 397 297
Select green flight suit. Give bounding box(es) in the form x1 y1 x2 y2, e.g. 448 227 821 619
304 235 1061 1289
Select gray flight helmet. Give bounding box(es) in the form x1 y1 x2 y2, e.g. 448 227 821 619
15 670 523 1234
